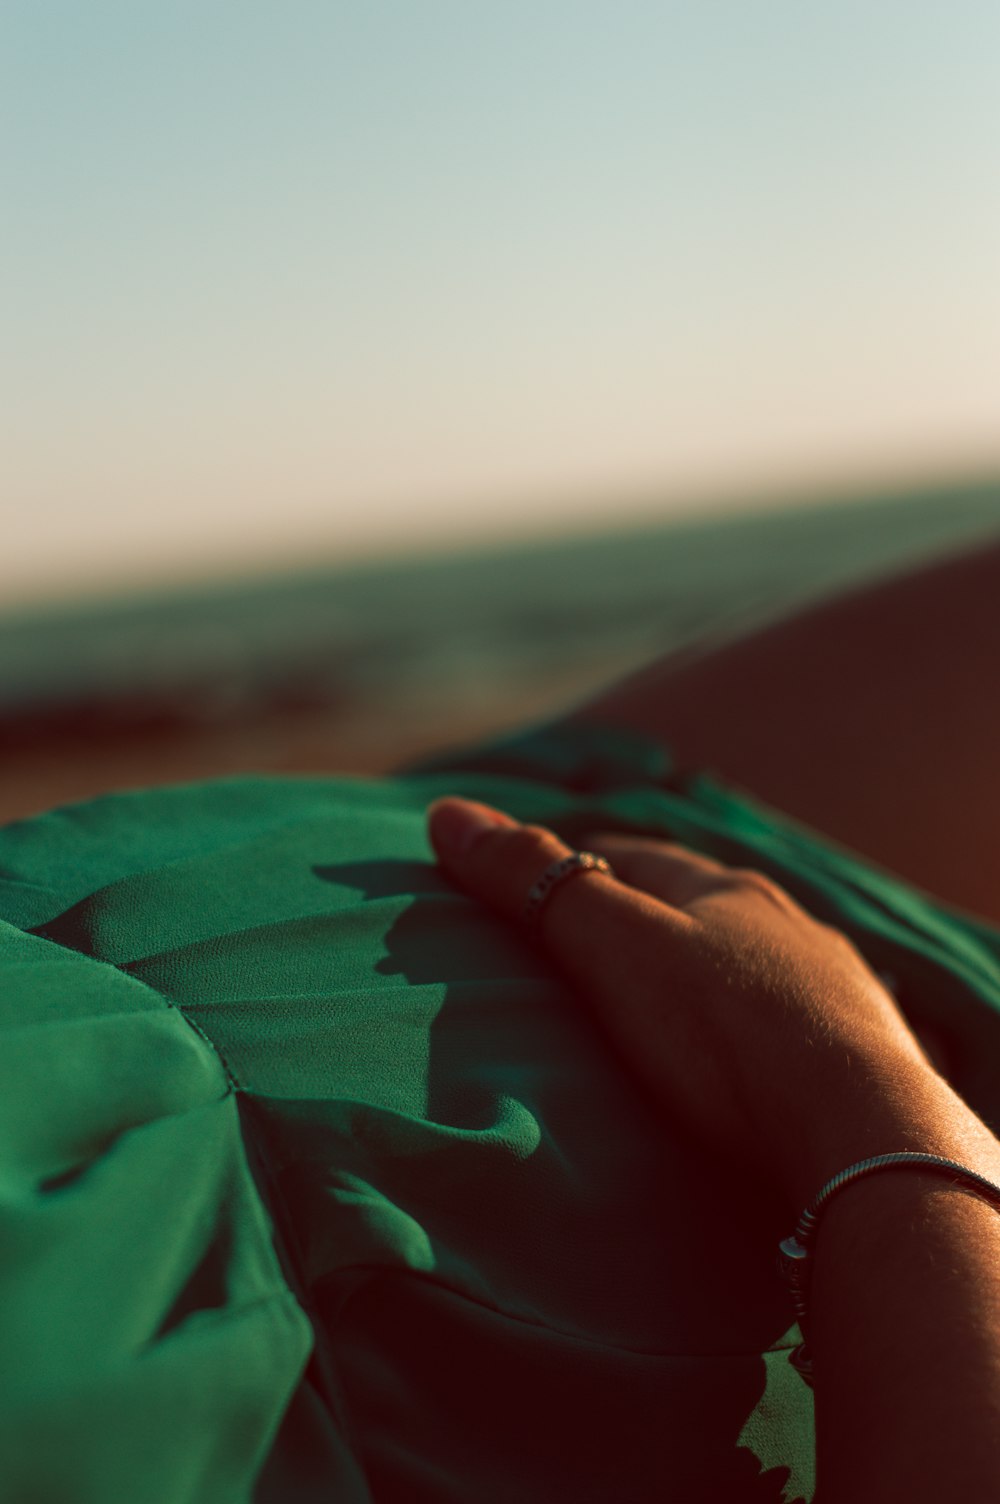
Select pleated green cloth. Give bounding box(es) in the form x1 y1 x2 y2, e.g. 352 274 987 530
3 721 1000 1503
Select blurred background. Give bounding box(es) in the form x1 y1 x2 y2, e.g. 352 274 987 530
3 2 999 821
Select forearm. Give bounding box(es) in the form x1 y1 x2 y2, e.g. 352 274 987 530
811 1140 1000 1501
570 537 1000 926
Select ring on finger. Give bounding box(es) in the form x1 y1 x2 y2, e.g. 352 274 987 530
523 851 614 928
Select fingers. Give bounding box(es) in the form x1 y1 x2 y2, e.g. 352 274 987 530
427 797 619 929
578 831 733 908
580 831 805 921
426 797 682 983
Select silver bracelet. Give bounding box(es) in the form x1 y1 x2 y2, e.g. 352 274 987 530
777 1152 1000 1386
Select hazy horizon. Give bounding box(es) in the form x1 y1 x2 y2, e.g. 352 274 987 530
4 462 999 617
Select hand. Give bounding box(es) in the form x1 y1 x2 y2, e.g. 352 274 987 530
427 797 990 1214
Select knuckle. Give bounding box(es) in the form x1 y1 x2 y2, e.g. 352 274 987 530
667 841 723 870
732 868 793 904
825 922 858 954
813 918 857 955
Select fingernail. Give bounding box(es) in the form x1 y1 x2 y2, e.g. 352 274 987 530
428 799 516 856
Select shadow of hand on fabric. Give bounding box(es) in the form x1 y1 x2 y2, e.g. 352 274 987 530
310 856 811 1502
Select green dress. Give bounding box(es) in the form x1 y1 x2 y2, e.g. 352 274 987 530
3 721 1000 1503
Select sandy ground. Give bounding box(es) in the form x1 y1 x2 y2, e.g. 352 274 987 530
0 680 576 828
7 486 999 828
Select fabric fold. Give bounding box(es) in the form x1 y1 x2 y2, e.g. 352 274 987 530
4 717 1000 1499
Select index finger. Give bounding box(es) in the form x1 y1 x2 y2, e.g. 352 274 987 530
426 797 689 985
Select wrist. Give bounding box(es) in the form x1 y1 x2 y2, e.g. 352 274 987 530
787 1061 1000 1215
809 1168 1000 1501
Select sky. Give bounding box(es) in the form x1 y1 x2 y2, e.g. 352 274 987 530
3 2 999 605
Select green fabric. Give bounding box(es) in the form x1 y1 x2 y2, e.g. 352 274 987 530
3 720 1000 1502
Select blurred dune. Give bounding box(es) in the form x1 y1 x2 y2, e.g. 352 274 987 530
1 475 998 825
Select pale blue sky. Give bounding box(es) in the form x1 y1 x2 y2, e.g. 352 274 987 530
3 2 999 602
